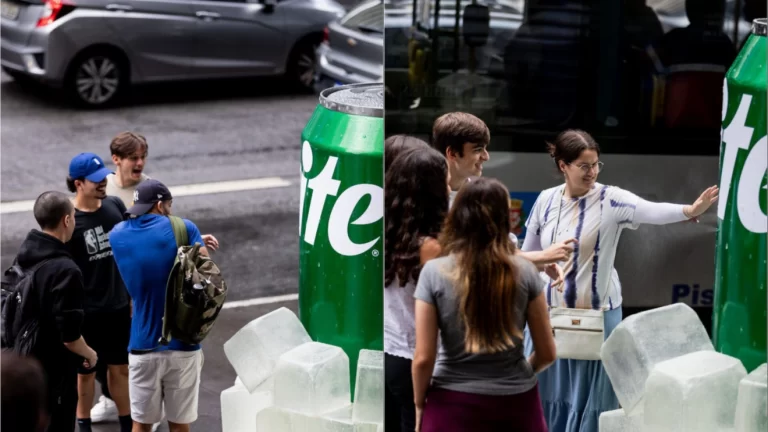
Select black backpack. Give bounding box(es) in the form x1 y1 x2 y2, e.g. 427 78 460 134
0 259 48 355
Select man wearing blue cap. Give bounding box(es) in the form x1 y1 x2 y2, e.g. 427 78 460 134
110 179 208 432
66 152 133 432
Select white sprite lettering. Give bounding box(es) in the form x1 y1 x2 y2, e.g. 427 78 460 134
736 136 767 233
299 141 313 235
300 140 383 256
718 89 767 234
719 92 753 220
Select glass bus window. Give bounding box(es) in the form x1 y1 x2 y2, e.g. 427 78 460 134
384 0 746 155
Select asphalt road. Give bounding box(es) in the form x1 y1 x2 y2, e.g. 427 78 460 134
0 71 316 431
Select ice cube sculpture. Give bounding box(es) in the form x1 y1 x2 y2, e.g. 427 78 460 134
274 341 351 415
235 375 274 393
735 363 767 432
643 351 747 432
599 409 642 432
352 350 384 423
221 383 272 432
223 307 312 392
256 405 354 432
601 303 714 414
353 423 380 432
256 407 292 431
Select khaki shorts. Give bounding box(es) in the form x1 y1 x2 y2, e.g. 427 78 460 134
128 350 204 425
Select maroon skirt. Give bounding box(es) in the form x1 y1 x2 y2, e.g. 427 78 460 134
420 384 548 432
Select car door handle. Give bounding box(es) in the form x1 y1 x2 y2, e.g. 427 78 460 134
195 11 221 20
106 3 133 11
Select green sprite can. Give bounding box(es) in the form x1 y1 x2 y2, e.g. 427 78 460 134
298 83 384 395
713 18 767 372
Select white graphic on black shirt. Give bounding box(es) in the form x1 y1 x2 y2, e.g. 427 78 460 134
84 226 112 261
84 229 99 254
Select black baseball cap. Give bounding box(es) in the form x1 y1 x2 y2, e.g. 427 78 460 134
126 179 172 216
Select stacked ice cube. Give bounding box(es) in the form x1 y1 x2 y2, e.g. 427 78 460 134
599 303 765 432
734 363 767 432
219 307 384 431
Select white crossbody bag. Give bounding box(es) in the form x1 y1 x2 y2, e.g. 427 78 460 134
548 186 605 361
549 306 605 360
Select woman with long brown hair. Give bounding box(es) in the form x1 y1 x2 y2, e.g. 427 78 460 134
384 145 450 432
412 177 557 432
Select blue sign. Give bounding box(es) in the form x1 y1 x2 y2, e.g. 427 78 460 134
508 191 541 243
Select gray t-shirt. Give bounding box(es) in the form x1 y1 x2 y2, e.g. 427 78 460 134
106 173 150 209
414 254 544 395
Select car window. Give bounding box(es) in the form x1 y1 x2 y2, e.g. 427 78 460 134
341 1 384 34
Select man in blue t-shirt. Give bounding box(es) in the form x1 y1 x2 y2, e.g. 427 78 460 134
110 179 209 432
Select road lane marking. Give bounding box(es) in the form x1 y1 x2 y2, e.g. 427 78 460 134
0 176 292 214
223 293 298 309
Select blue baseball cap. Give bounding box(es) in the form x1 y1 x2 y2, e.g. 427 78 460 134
68 153 112 183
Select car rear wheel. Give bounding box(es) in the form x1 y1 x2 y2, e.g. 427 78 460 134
66 50 127 108
287 39 319 91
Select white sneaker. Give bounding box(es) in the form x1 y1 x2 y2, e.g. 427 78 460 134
90 395 118 423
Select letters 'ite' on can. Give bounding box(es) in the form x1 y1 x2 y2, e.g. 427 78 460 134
298 83 384 393
713 18 767 373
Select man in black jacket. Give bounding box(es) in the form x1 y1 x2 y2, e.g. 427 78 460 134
14 191 98 432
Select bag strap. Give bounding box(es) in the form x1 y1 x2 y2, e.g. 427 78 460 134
168 216 189 249
158 216 188 347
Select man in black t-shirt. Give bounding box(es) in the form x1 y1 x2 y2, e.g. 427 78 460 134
66 153 132 432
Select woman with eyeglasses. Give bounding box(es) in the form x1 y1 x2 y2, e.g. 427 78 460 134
520 129 718 432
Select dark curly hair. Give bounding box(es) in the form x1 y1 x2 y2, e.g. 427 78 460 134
385 147 449 287
384 134 430 173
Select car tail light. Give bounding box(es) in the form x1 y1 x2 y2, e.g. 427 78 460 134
37 0 64 27
322 26 329 45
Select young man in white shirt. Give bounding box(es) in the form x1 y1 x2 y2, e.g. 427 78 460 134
106 132 150 208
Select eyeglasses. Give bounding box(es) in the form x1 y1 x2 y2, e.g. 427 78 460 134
569 161 604 173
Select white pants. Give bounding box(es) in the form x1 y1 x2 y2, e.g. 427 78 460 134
128 350 204 425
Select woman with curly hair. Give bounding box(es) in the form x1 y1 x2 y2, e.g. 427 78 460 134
384 146 451 432
384 134 431 173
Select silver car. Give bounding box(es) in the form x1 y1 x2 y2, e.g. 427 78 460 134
1 0 346 107
313 0 382 93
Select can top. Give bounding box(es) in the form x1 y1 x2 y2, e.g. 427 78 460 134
753 18 767 36
320 83 383 118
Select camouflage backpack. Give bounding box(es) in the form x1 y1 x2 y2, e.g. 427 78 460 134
159 216 227 346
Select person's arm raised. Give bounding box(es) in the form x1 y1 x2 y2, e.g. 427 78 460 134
634 186 719 225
